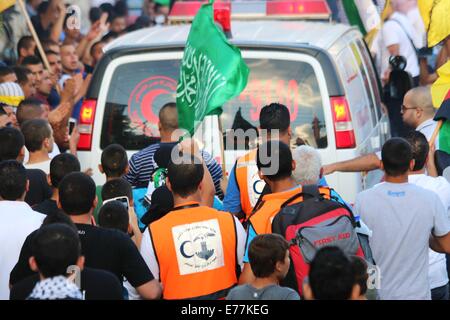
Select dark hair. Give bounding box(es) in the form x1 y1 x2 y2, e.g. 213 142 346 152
167 155 204 197
90 40 104 57
0 66 14 79
381 138 413 176
158 102 178 131
44 49 58 57
405 131 429 171
0 160 27 200
16 98 44 125
21 119 52 152
98 200 129 233
259 103 290 133
31 224 81 278
351 256 368 296
0 127 25 161
101 178 132 202
99 3 114 16
59 173 96 215
109 12 126 23
17 36 35 58
248 234 289 278
141 186 174 226
154 142 177 168
22 55 42 67
50 154 81 188
308 246 355 300
12 66 32 84
256 141 293 181
89 7 102 24
101 144 128 178
114 0 129 16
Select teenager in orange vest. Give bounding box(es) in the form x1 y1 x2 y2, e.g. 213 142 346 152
238 141 333 284
223 103 292 221
140 142 246 299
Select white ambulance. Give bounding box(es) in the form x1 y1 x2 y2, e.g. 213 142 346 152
76 0 390 203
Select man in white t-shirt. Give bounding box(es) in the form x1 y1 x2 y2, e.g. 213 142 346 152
22 119 54 174
16 98 60 162
0 161 44 300
354 138 450 300
381 3 420 83
405 6 426 49
406 131 450 300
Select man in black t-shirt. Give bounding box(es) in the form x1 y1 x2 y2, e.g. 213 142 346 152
33 153 80 216
10 211 123 300
56 172 161 299
0 127 51 206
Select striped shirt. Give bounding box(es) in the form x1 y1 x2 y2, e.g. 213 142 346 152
125 143 224 199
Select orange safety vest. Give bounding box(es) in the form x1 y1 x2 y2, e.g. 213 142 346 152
235 150 266 218
249 186 332 235
149 202 239 300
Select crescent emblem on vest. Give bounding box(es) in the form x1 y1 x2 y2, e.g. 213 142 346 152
180 240 194 258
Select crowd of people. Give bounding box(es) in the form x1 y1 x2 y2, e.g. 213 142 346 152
0 0 450 302
0 93 449 300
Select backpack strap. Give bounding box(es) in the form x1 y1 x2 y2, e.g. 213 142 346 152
280 184 322 209
389 18 418 59
302 184 321 198
251 183 271 214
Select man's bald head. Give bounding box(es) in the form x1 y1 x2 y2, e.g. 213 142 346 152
16 98 45 126
406 86 435 116
159 102 178 132
402 86 436 129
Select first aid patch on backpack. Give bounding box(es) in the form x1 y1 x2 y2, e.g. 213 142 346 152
172 219 225 276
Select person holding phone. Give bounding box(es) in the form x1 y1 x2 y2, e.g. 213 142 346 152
101 179 141 248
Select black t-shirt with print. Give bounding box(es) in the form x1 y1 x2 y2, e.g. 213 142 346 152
75 223 154 287
9 224 154 288
10 267 124 300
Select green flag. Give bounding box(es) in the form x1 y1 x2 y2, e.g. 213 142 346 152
154 0 170 6
176 0 249 136
342 0 366 35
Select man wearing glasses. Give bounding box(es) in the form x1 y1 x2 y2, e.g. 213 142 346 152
323 86 438 174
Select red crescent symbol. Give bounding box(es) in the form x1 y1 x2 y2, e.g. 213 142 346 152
140 88 170 124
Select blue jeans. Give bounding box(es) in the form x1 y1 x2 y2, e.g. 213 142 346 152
431 283 449 301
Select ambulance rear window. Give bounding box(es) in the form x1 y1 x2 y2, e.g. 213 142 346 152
101 58 326 150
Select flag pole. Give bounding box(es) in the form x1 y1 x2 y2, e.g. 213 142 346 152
429 120 443 149
218 115 227 176
17 0 62 95
17 0 52 72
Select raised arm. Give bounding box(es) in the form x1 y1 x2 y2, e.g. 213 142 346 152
322 153 381 175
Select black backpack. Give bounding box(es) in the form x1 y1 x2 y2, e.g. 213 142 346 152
271 185 365 295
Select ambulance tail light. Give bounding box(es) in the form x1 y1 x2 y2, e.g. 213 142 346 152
330 96 356 149
77 99 97 151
